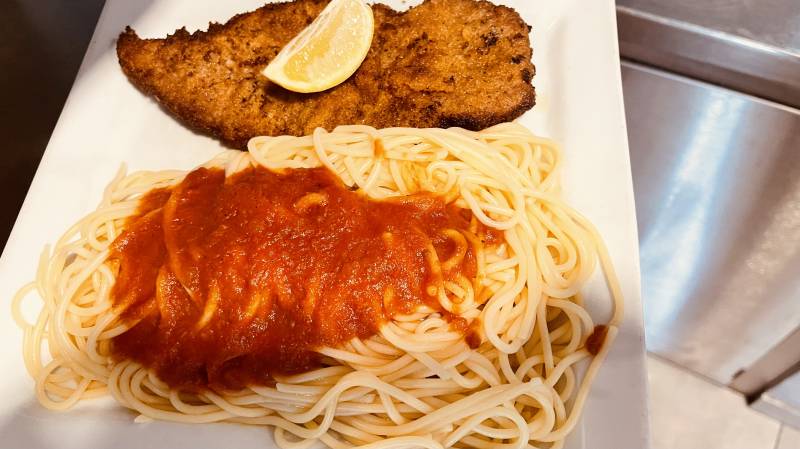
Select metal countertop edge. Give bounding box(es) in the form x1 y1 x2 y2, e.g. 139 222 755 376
617 5 800 109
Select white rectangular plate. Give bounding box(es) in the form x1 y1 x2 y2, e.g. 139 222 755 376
0 1 650 448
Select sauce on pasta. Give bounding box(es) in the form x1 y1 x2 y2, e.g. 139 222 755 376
109 166 493 390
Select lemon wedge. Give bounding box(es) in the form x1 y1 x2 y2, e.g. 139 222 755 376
263 0 374 93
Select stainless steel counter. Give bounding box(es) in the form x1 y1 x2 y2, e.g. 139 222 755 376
618 0 800 427
619 0 800 52
617 0 800 108
753 369 800 429
622 61 800 386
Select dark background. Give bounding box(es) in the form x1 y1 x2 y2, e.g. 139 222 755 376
0 0 105 251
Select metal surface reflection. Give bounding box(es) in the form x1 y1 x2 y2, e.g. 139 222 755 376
753 369 800 429
623 62 800 384
617 0 800 108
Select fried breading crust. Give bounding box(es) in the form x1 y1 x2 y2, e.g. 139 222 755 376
117 0 535 149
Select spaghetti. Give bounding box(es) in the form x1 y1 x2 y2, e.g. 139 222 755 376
12 122 624 449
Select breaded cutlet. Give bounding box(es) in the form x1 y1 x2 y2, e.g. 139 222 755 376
117 0 535 149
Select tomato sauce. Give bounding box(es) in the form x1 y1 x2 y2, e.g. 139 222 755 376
109 166 492 390
586 325 608 356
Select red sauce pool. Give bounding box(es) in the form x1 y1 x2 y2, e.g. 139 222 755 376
108 166 495 390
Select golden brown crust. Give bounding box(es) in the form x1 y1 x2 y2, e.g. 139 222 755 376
117 0 535 149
